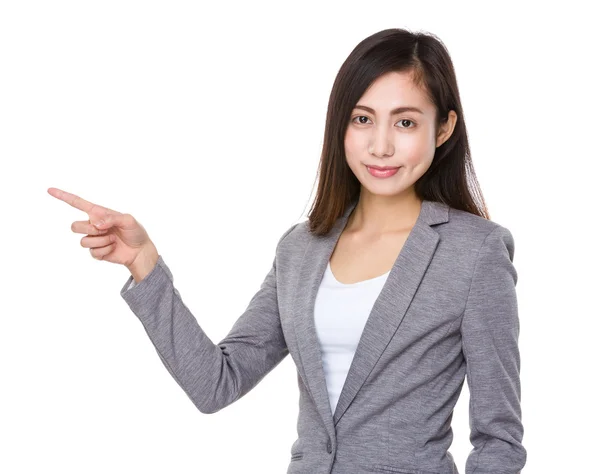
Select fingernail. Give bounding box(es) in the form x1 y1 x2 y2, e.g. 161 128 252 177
93 220 105 228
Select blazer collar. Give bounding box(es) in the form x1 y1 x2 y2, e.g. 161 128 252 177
292 198 449 440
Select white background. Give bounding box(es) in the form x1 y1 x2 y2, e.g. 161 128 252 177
1 1 598 473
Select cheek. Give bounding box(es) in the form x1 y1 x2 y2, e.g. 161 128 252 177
344 131 362 157
401 133 436 166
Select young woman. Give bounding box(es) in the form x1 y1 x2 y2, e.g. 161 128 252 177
49 28 526 474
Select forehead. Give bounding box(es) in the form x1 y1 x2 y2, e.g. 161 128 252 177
355 71 435 114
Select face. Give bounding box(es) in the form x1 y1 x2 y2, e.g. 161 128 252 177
344 70 456 200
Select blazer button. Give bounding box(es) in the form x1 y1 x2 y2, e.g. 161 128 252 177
326 439 332 453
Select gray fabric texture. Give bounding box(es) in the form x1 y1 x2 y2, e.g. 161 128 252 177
120 198 526 474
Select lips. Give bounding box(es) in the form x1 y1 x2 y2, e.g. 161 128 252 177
365 165 401 178
366 165 400 170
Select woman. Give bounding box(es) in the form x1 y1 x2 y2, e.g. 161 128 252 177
49 28 526 474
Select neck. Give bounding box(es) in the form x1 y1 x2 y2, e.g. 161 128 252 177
347 190 422 234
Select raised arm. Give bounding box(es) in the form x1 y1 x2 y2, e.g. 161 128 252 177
460 225 527 473
121 222 299 414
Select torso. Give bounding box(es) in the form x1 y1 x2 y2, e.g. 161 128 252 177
328 227 412 284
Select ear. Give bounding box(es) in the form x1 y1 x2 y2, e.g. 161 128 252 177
436 110 458 148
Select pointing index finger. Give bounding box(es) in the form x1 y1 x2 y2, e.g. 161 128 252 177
47 187 100 214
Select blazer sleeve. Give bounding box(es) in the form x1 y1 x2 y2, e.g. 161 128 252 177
120 222 299 414
460 225 527 473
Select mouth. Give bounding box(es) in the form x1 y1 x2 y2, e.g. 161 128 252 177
366 165 400 170
365 164 401 178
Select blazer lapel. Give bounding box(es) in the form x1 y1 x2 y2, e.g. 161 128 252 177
292 198 449 436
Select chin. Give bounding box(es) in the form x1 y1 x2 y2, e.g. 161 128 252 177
360 184 408 197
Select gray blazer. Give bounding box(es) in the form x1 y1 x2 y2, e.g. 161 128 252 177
120 198 526 474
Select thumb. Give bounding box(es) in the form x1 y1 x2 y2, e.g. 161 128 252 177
92 214 125 229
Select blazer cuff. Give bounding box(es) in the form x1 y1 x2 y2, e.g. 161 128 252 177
120 255 174 313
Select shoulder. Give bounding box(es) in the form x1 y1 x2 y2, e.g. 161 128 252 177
449 207 517 280
275 219 310 252
429 205 518 299
433 206 517 282
445 206 515 252
447 206 501 235
272 220 311 273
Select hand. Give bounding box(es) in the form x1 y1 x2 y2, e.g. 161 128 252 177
47 187 156 269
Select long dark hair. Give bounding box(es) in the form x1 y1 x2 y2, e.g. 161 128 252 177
305 28 489 236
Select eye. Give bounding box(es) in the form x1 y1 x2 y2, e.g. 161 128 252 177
351 116 416 129
352 115 371 125
397 119 416 129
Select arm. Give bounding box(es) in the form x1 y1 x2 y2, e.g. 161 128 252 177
120 222 299 414
460 225 527 473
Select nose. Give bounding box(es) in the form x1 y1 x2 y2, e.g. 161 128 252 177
368 125 394 157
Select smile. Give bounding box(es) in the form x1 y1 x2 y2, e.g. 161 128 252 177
365 165 400 178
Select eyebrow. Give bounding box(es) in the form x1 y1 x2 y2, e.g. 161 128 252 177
354 104 425 115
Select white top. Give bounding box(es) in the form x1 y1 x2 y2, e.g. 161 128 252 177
314 261 390 416
126 260 391 417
